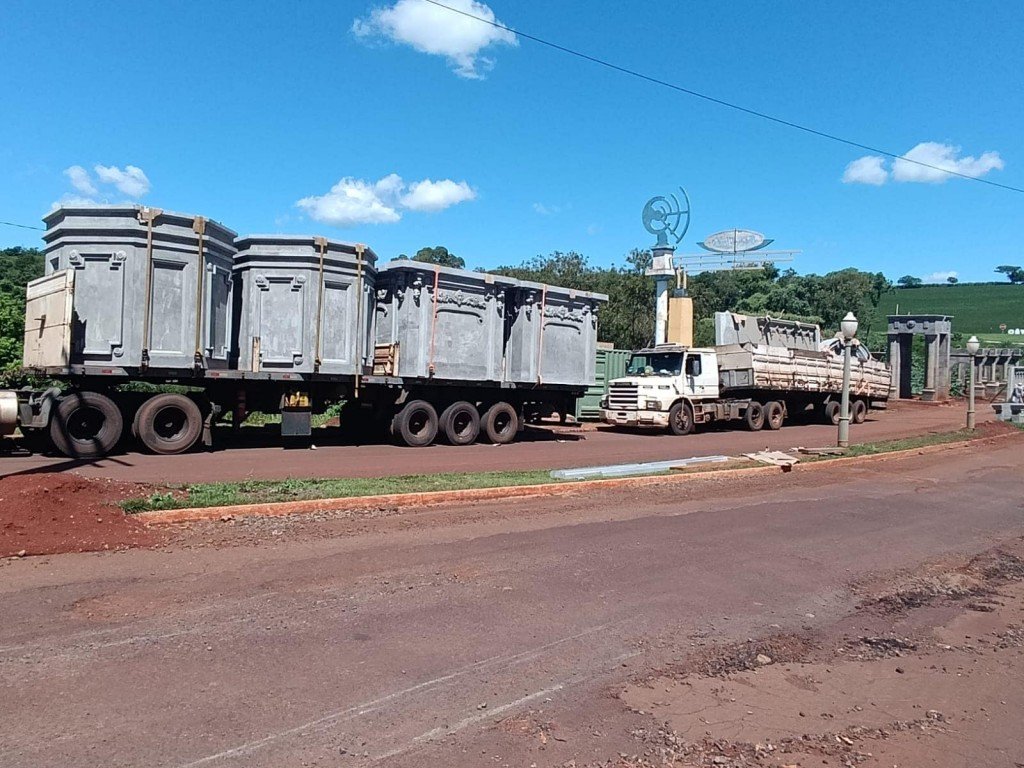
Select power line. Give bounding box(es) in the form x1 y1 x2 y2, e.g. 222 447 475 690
423 0 1023 195
0 220 44 231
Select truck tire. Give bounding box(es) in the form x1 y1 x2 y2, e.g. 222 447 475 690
852 399 868 424
49 391 124 459
765 400 785 430
481 401 518 444
135 394 203 455
392 400 438 447
824 401 840 426
668 401 694 436
440 401 480 446
745 401 766 431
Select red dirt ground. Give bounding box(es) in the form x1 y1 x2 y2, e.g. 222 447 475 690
0 473 161 557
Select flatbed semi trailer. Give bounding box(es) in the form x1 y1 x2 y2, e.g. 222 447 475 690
0 204 606 458
2 364 584 457
599 314 891 435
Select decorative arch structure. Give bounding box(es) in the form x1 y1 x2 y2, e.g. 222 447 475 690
887 315 953 401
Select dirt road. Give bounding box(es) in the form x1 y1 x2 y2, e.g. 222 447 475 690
2 430 1023 766
0 400 978 483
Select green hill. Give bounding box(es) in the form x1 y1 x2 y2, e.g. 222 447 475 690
872 283 1024 346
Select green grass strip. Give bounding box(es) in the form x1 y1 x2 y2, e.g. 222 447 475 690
120 428 996 514
121 469 560 513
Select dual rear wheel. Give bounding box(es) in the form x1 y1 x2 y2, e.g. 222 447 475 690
48 391 203 458
824 399 868 426
745 400 784 432
390 399 519 447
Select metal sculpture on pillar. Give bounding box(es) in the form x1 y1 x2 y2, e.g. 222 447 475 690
642 189 690 345
966 335 980 429
837 312 858 448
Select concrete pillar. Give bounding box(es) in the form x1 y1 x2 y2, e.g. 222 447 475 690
922 333 938 401
937 333 951 400
653 278 669 345
888 333 901 399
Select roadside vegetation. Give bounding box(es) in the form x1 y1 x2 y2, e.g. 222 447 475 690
120 428 999 513
872 281 1024 344
0 247 45 386
120 469 559 512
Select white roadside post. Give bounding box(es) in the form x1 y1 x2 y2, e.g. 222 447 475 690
837 312 858 448
966 335 980 429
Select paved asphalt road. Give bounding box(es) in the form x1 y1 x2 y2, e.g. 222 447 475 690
0 400 978 483
1 432 1022 767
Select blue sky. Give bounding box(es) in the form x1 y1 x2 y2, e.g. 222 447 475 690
1 0 1021 283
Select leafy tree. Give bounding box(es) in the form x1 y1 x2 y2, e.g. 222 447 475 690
492 250 890 350
897 275 923 288
947 276 959 285
402 246 465 269
995 265 1024 284
0 247 45 374
0 293 24 369
492 250 654 350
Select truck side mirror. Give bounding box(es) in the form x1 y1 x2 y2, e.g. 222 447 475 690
686 357 701 376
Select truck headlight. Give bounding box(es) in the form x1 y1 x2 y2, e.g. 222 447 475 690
645 399 660 410
599 396 608 409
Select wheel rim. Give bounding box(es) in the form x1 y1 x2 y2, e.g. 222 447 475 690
408 408 431 438
68 406 105 443
493 411 513 436
452 410 473 437
153 405 189 442
673 409 688 431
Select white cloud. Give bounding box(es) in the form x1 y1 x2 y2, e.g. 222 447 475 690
57 163 152 207
892 142 1003 183
353 0 517 79
922 270 959 283
93 164 151 197
64 165 98 195
296 175 403 227
401 178 476 211
296 173 476 226
50 193 100 210
842 155 888 185
532 202 561 216
842 142 1004 187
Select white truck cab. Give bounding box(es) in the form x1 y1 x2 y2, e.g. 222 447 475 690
599 345 719 434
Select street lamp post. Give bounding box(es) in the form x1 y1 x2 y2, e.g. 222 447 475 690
966 335 980 429
837 312 858 448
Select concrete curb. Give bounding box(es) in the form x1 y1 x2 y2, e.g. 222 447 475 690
136 431 1021 526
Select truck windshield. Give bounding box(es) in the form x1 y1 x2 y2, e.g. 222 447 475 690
626 353 683 377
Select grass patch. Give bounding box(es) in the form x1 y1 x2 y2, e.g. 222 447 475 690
121 429 993 514
803 429 975 461
121 469 561 513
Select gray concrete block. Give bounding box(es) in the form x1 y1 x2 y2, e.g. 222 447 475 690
505 281 607 386
374 260 516 381
234 236 377 375
43 205 237 370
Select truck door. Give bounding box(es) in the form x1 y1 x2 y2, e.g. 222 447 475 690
685 352 720 398
684 353 709 396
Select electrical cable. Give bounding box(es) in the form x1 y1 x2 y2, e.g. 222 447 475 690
423 0 1023 194
1 220 44 231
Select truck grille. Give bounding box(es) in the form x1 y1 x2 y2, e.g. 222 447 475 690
608 383 639 410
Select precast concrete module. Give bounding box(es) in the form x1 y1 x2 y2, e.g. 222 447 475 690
505 280 607 386
42 205 237 370
233 235 377 375
373 260 519 382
